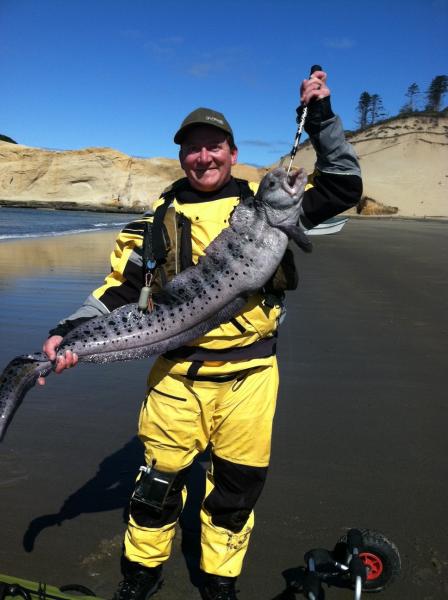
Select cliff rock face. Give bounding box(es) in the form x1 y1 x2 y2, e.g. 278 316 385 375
284 113 448 218
0 144 263 212
1 114 447 217
0 145 187 211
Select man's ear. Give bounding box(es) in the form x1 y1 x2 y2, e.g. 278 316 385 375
231 147 238 165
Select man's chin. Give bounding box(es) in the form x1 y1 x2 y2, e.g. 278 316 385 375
191 173 220 192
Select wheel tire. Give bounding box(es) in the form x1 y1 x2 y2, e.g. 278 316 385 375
337 528 401 592
59 585 97 597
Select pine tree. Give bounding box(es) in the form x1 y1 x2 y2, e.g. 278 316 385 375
425 75 448 111
368 94 387 125
357 91 371 129
400 83 420 113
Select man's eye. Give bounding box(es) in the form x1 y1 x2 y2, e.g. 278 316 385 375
183 143 222 154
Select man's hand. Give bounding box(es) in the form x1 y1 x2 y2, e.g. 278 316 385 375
38 335 78 385
300 70 330 105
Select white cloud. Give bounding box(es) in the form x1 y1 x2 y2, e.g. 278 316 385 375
240 139 289 148
187 62 215 78
144 36 184 57
120 29 142 39
186 54 234 79
323 37 356 49
431 0 447 8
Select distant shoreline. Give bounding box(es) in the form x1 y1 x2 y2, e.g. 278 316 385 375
1 199 446 222
0 199 143 214
0 206 138 243
347 213 448 222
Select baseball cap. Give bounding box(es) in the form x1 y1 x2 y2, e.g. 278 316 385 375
174 107 234 144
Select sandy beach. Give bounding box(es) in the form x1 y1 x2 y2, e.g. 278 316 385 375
0 221 447 599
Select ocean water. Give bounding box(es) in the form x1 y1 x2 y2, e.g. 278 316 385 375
0 206 139 240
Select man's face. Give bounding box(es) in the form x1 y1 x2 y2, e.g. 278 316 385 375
179 125 238 192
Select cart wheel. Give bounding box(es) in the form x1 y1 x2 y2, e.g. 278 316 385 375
338 528 401 592
59 585 97 596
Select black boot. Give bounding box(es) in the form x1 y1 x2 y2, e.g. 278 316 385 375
200 573 239 600
113 557 163 600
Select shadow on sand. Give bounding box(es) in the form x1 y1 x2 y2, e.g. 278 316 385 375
22 437 210 588
22 438 308 598
22 437 144 552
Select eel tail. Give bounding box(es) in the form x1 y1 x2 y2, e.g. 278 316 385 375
0 352 52 442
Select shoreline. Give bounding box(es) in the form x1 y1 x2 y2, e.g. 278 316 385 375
0 227 128 244
0 199 143 213
1 200 447 222
347 213 448 222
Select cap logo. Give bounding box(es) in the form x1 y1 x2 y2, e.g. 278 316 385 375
205 115 224 125
174 108 232 143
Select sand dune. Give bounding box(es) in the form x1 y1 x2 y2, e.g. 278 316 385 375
282 113 448 218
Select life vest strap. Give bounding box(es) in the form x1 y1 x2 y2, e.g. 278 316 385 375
162 335 277 363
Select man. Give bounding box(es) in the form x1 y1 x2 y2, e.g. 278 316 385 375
40 70 362 599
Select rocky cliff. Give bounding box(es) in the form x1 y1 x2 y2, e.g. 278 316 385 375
0 144 263 212
1 113 447 217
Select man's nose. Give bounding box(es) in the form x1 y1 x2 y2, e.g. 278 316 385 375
198 147 211 162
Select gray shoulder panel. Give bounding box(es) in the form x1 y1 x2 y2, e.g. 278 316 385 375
59 294 110 324
309 115 361 177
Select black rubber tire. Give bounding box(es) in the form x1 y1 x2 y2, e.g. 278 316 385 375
59 585 97 597
337 528 401 592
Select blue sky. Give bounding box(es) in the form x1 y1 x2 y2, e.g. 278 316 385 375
1 0 447 166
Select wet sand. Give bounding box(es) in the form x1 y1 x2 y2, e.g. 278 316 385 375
0 221 447 599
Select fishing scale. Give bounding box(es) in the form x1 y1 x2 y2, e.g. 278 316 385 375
281 64 322 175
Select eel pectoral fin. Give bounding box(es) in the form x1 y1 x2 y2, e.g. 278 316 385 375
278 224 313 253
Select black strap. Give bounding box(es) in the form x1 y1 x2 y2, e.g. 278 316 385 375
163 335 277 363
186 367 254 383
151 196 172 265
142 220 154 281
179 214 193 270
186 361 202 379
230 317 246 333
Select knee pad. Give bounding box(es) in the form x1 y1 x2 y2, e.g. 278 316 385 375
130 463 193 527
132 464 189 512
204 454 268 533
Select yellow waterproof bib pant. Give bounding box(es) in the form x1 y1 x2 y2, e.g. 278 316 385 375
124 355 279 577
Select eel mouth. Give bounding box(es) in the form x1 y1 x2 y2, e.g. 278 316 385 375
285 168 305 194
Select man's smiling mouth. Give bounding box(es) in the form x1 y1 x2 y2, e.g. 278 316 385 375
195 168 217 176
